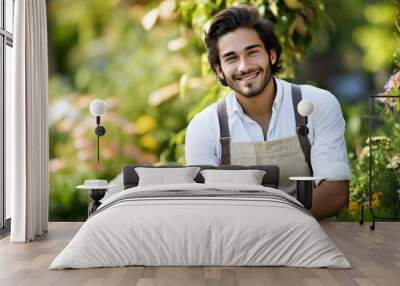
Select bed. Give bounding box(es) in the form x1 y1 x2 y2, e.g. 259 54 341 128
49 165 350 269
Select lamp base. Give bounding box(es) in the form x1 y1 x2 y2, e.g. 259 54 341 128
296 180 313 210
88 189 106 216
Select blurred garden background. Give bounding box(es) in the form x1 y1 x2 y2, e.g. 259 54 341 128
47 0 400 221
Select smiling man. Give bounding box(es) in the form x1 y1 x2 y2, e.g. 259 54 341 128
184 5 351 219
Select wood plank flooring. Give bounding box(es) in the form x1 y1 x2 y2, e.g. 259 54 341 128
0 222 399 286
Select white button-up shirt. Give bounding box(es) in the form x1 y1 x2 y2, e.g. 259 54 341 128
185 78 351 184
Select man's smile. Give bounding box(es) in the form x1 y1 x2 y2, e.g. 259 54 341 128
235 70 261 82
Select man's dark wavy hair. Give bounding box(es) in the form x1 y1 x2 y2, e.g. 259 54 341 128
205 5 282 86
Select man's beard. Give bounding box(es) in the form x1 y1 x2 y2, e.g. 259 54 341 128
222 63 273 98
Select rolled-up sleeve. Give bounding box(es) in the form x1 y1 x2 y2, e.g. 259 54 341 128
310 92 351 185
184 111 220 166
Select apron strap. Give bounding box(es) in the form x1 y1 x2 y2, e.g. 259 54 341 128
291 84 314 175
217 99 231 166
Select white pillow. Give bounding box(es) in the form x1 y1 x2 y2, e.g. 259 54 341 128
101 172 123 202
135 167 201 186
200 169 266 185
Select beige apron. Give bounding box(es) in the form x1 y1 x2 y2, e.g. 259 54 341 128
217 84 312 197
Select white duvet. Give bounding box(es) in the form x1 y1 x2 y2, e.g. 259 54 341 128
50 183 351 269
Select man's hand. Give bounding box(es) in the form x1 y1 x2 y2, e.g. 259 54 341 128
311 180 349 220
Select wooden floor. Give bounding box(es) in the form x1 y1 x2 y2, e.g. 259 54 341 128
0 222 399 286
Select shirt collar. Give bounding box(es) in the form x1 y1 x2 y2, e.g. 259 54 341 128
231 77 284 116
273 78 284 112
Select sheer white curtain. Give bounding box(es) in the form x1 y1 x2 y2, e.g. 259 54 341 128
7 0 49 242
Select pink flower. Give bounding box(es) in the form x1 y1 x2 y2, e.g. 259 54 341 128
377 71 400 109
49 159 66 172
384 71 400 93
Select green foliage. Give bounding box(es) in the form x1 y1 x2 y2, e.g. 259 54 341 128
341 102 369 158
337 103 400 221
336 0 400 220
352 1 399 72
48 0 207 220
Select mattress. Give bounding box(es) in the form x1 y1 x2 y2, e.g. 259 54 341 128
50 183 351 269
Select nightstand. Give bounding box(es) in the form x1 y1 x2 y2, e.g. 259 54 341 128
77 180 115 216
289 176 320 210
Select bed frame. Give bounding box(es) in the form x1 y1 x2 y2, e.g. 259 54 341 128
122 165 280 190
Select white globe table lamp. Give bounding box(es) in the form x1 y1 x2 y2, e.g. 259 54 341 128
89 99 107 162
290 99 315 210
297 99 314 137
297 100 314 117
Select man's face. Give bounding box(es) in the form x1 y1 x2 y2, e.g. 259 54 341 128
215 27 276 97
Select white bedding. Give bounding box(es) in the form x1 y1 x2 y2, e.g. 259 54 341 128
50 183 351 269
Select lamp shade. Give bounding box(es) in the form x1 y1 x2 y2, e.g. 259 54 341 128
90 99 107 116
297 100 314 117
